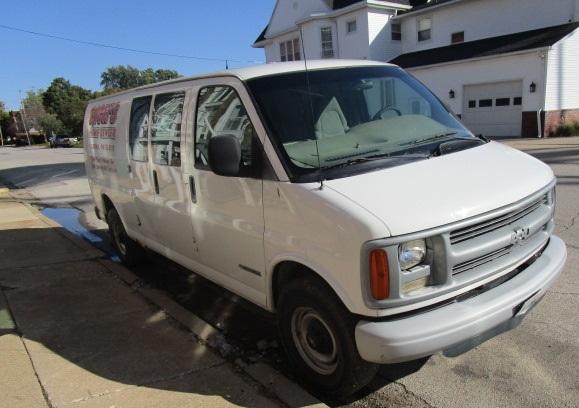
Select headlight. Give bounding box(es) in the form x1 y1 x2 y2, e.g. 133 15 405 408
398 239 426 270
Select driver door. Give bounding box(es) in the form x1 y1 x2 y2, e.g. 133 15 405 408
189 79 266 305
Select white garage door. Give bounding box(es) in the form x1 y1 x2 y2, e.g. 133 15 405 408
462 81 523 137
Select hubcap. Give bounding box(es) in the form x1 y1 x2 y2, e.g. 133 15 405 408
291 307 338 375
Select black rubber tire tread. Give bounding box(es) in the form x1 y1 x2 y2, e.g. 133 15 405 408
277 275 378 399
106 207 145 266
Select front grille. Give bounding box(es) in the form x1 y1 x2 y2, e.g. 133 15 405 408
450 193 548 245
452 245 513 275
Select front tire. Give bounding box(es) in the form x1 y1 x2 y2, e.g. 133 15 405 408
106 207 145 266
277 277 378 399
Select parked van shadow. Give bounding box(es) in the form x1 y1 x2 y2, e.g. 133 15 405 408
0 226 278 407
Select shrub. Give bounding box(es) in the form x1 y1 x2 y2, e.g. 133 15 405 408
555 122 579 137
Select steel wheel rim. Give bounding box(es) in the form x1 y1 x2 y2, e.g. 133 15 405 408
291 306 338 375
112 220 127 256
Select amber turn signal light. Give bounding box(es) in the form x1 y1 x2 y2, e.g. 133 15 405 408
369 249 389 300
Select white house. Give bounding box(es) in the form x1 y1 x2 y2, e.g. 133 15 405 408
253 0 579 137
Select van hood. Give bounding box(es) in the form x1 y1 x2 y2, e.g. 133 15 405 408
324 142 554 237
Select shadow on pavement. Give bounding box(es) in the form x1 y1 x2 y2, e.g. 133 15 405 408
0 163 86 189
0 226 278 407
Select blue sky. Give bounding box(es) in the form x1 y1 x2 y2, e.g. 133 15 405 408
0 0 275 109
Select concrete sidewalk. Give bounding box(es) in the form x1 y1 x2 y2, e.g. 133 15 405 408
0 190 286 408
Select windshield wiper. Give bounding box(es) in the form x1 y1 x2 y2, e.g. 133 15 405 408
321 152 429 171
400 131 460 147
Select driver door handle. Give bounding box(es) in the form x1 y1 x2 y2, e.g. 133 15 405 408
152 170 160 194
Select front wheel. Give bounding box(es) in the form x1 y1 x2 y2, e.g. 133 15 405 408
277 277 378 399
106 207 145 266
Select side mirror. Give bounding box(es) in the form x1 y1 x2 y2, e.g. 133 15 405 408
208 135 241 177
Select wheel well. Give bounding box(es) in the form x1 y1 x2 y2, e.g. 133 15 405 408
101 194 114 217
272 261 341 311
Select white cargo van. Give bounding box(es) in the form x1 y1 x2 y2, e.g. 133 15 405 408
84 60 566 397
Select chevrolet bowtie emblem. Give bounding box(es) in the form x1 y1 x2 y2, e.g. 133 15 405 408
511 227 531 245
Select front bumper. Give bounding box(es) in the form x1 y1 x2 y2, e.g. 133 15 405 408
355 235 567 364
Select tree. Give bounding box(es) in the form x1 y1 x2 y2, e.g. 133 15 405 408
39 113 64 137
21 90 47 131
100 65 180 91
43 78 93 136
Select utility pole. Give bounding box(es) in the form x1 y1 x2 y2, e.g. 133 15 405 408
19 90 31 146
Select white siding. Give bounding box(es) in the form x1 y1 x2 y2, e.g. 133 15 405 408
408 52 546 116
545 28 579 110
336 9 370 59
367 9 399 61
301 19 337 60
267 0 330 35
264 43 277 63
400 0 578 53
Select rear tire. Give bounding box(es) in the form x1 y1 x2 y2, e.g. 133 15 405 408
277 276 378 399
106 207 145 266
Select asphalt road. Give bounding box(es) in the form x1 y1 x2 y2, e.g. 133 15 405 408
0 141 577 407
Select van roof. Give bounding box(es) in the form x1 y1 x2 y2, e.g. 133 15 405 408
90 60 395 102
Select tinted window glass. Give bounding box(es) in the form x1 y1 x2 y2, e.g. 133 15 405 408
479 99 493 107
496 98 510 106
195 86 257 170
129 96 151 162
151 92 184 166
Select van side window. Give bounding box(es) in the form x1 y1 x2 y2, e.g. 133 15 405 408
151 92 185 166
195 86 257 170
129 96 151 162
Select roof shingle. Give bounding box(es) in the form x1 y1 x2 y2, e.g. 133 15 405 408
390 22 579 69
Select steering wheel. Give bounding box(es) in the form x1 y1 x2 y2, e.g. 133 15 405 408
372 107 402 121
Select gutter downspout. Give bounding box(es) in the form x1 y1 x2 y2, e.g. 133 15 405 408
538 49 549 138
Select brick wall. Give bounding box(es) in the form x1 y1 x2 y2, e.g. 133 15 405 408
544 109 579 136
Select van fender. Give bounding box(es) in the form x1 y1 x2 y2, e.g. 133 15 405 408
266 253 358 314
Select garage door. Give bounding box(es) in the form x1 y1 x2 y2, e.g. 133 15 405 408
462 81 523 137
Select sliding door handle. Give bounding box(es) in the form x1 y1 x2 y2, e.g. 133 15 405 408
152 170 160 194
189 176 197 203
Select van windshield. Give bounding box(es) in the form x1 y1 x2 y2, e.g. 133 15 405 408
247 66 476 181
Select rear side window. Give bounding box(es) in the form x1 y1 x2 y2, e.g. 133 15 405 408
129 96 151 162
151 92 185 166
194 85 257 170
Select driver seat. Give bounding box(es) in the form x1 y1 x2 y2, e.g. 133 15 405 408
315 97 349 139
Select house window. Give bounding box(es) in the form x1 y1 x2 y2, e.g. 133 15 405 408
280 38 301 62
418 18 431 42
451 31 464 44
496 98 510 106
479 99 493 107
513 97 522 106
468 100 476 108
347 20 357 33
391 23 401 41
321 27 334 58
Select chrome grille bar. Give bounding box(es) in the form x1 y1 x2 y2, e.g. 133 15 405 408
450 193 548 245
452 245 513 275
